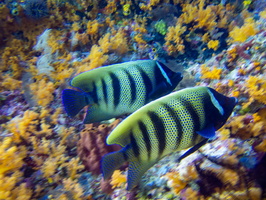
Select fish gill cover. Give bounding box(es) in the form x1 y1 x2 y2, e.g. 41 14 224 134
0 0 266 199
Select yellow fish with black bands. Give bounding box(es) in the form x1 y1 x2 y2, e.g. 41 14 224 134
62 60 182 123
101 86 237 190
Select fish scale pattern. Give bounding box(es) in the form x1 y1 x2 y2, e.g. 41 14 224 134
103 86 237 190
63 60 183 123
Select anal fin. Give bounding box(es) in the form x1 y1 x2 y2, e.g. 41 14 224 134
178 138 209 162
127 160 157 190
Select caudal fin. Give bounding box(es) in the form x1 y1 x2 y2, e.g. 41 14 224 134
62 89 88 117
101 149 127 180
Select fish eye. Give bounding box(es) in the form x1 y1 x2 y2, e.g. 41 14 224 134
12 9 19 16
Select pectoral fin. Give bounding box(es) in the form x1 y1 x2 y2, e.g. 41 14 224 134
196 124 216 138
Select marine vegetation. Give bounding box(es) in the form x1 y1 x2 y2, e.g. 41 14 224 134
0 0 266 199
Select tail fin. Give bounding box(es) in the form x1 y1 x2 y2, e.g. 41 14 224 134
101 149 127 180
62 89 88 117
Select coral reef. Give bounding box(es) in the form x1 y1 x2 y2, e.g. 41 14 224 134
0 0 266 199
77 119 121 175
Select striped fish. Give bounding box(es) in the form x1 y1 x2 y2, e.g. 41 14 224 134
101 86 237 190
62 60 182 123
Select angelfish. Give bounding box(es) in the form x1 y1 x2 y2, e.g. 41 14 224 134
101 86 237 190
62 60 183 123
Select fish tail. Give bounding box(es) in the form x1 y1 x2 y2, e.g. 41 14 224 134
62 89 89 117
101 148 127 180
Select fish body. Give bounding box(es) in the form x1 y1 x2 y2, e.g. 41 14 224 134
101 86 237 190
62 60 182 123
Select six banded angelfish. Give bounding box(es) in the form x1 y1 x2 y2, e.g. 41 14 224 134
101 86 237 190
62 60 183 123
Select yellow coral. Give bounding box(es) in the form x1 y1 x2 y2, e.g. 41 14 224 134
134 33 147 46
111 170 127 188
229 18 258 43
220 169 239 186
207 40 219 51
41 157 59 179
62 178 84 200
220 108 266 140
0 138 26 175
30 79 56 107
200 65 222 80
0 75 22 91
181 187 202 200
109 29 129 54
165 23 186 54
51 107 62 125
0 171 26 200
165 171 187 195
243 76 266 108
86 44 108 70
86 20 102 42
180 0 217 30
139 0 160 11
246 75 266 104
103 0 117 15
51 61 74 85
12 183 33 200
6 110 39 143
61 157 84 180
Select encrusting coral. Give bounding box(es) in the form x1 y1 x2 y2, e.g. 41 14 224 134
0 1 266 199
77 119 121 175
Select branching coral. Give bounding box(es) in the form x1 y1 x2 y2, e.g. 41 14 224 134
164 23 186 54
1 107 84 199
229 18 258 43
207 40 220 51
179 0 217 31
110 170 127 189
0 75 22 92
30 79 56 107
200 64 222 80
243 75 266 108
0 137 26 175
62 178 84 200
0 0 265 199
76 29 129 73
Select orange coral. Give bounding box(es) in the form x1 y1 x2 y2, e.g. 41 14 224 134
200 65 222 80
30 79 56 107
0 75 22 91
243 76 266 109
165 23 186 55
229 18 258 43
62 178 84 200
109 29 129 54
219 108 266 141
207 40 219 51
86 19 102 42
180 0 217 31
165 171 187 195
51 61 74 85
110 170 127 188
